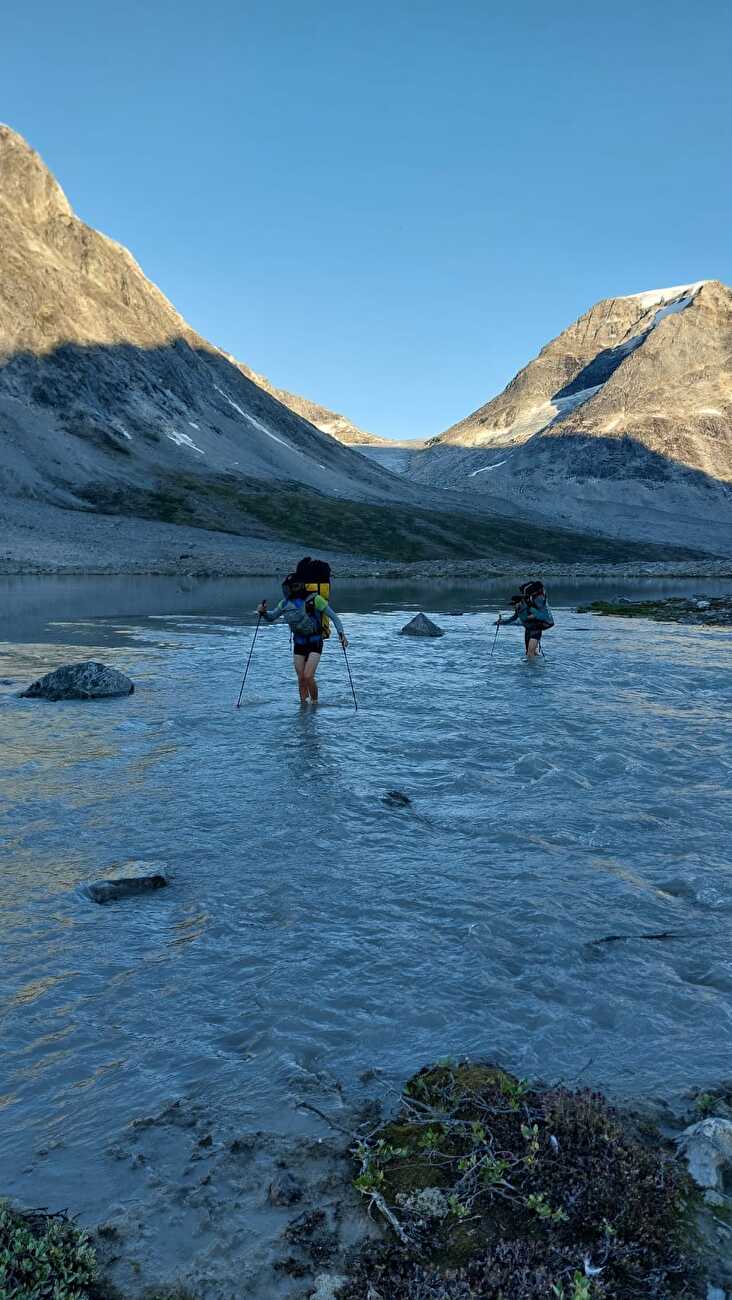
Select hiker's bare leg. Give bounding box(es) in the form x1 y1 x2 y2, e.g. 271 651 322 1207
303 652 321 702
527 637 540 658
293 654 309 703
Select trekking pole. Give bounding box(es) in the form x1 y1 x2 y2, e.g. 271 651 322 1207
235 614 262 709
490 619 501 658
340 638 358 711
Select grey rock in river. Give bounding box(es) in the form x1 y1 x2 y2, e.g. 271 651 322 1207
21 660 134 700
398 612 445 637
86 874 168 905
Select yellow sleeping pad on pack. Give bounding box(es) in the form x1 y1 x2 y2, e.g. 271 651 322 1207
305 581 330 637
295 557 333 638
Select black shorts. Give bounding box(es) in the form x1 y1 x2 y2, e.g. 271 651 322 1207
293 638 323 661
524 623 543 649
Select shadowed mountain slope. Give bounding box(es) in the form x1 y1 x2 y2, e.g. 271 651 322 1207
0 124 410 516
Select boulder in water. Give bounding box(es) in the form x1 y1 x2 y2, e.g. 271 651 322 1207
86 874 168 905
21 660 134 701
398 613 444 638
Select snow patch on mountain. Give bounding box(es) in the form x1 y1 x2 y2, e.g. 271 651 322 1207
469 459 509 476
555 385 603 414
471 384 603 448
168 431 205 455
650 293 697 325
620 281 708 310
213 383 302 454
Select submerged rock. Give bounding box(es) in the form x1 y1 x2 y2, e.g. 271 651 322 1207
382 790 412 808
21 660 134 701
269 1171 304 1207
398 613 444 637
86 874 168 905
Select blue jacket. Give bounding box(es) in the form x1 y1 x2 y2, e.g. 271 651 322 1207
262 594 344 639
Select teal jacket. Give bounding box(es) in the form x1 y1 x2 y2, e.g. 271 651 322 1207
501 597 554 629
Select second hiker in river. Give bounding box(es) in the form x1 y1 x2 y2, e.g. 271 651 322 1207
257 573 348 704
495 581 554 658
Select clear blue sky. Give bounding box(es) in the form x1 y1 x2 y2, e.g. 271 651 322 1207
5 0 731 438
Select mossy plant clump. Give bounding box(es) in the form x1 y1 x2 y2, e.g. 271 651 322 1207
577 597 732 624
341 1062 703 1300
0 1201 98 1300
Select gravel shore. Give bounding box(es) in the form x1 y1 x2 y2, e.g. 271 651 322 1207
1 501 730 581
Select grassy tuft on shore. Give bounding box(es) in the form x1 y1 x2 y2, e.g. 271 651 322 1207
341 1062 703 1299
578 597 732 623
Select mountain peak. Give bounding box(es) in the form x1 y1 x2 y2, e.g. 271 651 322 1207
408 280 732 552
0 124 73 223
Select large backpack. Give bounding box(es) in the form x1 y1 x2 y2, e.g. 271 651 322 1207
281 593 324 639
520 581 554 628
294 556 332 638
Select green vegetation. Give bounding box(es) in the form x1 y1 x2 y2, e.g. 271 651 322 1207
341 1062 703 1300
0 1203 199 1300
692 1085 732 1118
76 473 705 564
0 1201 97 1300
578 598 732 623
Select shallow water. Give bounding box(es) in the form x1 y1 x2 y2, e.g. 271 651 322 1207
1 576 732 1219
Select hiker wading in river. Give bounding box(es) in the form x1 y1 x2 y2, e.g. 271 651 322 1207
257 576 348 704
495 581 554 658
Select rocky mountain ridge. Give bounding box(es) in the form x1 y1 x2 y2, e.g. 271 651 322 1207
232 360 392 445
0 124 405 530
407 281 732 551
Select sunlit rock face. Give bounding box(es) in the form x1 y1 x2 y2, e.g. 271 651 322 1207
409 281 732 552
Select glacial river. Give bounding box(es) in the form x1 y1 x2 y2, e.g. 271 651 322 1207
1 574 731 1291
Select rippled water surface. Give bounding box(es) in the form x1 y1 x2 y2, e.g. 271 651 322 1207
2 575 732 1193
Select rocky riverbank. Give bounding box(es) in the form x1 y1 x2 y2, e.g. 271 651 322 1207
1 508 731 583
1 481 731 581
4 1064 732 1300
577 595 732 625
